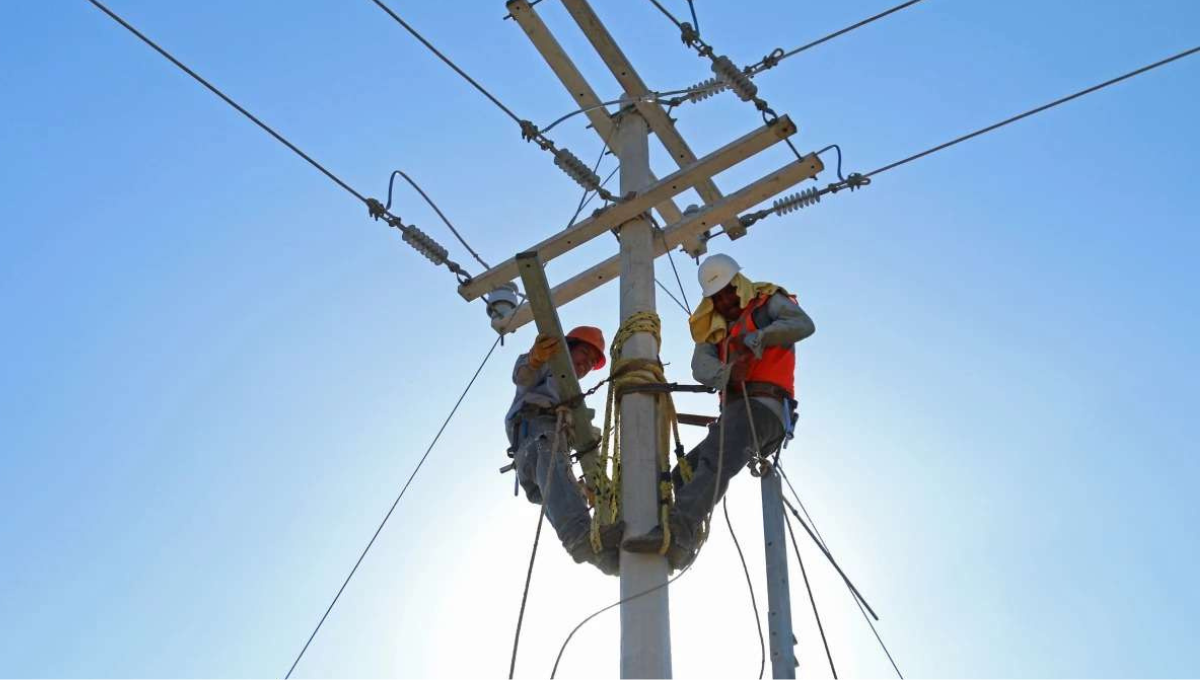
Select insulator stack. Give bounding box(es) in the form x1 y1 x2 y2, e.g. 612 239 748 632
711 55 757 102
402 225 450 266
773 187 821 215
686 76 729 103
554 148 602 192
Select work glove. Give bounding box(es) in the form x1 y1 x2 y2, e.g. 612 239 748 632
527 332 560 370
741 330 765 359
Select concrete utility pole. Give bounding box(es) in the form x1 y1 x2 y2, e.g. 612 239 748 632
615 109 672 678
762 466 798 677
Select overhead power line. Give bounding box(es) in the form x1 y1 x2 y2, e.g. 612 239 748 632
285 336 503 679
84 0 475 283
776 0 927 64
86 0 366 205
864 44 1200 178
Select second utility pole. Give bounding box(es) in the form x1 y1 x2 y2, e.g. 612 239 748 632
616 109 672 678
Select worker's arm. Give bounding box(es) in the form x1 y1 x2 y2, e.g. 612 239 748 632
745 293 814 356
692 342 732 390
513 354 541 387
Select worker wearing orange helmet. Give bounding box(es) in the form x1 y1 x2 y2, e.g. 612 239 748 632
505 325 622 575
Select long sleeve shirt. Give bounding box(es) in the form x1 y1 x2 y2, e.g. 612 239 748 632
691 292 815 424
504 353 561 446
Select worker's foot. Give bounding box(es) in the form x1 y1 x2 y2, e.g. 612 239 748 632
565 523 624 577
621 514 699 572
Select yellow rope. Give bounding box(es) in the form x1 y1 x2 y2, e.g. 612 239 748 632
588 312 690 555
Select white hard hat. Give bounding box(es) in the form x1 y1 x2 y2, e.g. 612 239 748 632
698 253 740 297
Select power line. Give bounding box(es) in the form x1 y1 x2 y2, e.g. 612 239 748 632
777 465 904 678
782 505 837 678
285 336 504 679
724 497 766 679
368 0 524 125
776 0 927 64
865 44 1200 178
85 0 368 205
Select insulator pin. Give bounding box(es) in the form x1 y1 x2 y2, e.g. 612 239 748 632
402 225 450 266
773 187 821 215
554 148 602 192
711 55 757 102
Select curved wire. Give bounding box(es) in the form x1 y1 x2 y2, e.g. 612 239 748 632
386 171 491 270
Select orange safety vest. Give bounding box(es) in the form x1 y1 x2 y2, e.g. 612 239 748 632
717 292 796 398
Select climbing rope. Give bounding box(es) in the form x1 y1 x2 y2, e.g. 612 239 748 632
588 311 692 555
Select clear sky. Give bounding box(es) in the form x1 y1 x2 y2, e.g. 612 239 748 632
2 1 1198 678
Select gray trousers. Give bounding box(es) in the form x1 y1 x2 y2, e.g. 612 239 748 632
672 398 785 525
514 416 592 547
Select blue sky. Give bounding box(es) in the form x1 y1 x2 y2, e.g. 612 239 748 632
2 1 1198 677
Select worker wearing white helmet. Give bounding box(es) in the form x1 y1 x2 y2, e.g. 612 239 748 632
623 253 815 570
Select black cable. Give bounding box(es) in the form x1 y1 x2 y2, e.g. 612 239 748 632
687 0 700 35
655 278 692 317
508 412 568 679
782 504 837 678
368 0 524 125
85 0 368 206
865 45 1200 178
646 0 685 29
386 171 491 270
817 144 846 183
663 245 692 315
724 497 766 679
777 465 904 678
284 336 503 679
778 0 927 62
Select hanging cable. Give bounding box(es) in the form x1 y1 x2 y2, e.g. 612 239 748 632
777 465 904 679
284 336 503 679
687 0 701 37
724 497 766 679
386 171 491 270
782 505 838 678
655 278 692 317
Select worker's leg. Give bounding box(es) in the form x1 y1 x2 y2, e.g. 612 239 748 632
673 398 785 527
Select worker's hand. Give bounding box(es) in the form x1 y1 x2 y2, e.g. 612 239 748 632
742 330 765 359
528 333 560 369
727 352 753 385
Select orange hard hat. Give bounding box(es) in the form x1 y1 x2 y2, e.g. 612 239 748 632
566 326 607 370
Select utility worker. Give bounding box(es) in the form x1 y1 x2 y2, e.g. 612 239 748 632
623 254 815 569
506 326 623 576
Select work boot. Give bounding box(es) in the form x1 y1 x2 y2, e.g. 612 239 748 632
621 512 699 572
565 522 624 577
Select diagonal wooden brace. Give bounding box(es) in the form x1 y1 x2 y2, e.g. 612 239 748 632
515 251 604 486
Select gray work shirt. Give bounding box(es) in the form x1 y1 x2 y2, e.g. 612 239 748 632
504 353 560 446
691 291 815 425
